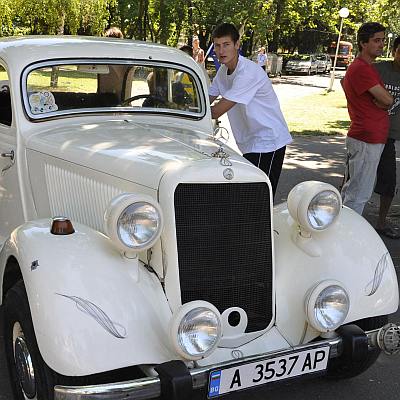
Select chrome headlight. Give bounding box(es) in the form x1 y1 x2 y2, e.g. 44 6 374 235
104 193 163 252
288 181 341 232
170 301 222 360
306 280 350 332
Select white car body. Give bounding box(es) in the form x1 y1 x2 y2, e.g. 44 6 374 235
0 36 398 400
284 54 318 75
315 54 332 74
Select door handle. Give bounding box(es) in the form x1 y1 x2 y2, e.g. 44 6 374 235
1 150 14 161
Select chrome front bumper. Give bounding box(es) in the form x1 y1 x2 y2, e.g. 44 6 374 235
54 324 400 400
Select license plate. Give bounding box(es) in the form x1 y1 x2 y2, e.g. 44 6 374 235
208 346 329 398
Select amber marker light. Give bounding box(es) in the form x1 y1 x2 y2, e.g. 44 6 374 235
51 217 75 235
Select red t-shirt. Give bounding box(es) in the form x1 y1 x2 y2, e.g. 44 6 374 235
343 57 389 143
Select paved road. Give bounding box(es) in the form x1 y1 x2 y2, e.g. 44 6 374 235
1 71 400 400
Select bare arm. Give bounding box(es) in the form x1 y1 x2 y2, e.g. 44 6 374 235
368 84 393 109
210 97 236 119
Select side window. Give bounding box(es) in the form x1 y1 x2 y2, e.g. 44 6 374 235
0 65 12 126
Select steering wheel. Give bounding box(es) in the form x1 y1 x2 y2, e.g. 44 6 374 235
120 94 167 107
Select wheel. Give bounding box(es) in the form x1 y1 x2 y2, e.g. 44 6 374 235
326 315 388 379
3 281 56 400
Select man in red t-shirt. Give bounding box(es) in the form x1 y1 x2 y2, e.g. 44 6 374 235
341 22 393 215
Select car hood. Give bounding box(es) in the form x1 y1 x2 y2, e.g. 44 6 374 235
26 119 238 189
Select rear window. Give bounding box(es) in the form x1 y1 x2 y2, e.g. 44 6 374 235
289 55 310 61
23 61 203 119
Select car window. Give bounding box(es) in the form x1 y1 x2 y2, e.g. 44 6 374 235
0 65 12 126
289 55 310 61
24 62 202 119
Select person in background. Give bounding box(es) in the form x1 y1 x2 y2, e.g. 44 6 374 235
257 47 267 71
192 35 205 65
104 27 124 39
373 35 400 238
208 23 292 198
99 27 125 99
179 45 193 57
341 22 393 215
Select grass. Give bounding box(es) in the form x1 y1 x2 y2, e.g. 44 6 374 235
28 67 97 93
281 89 350 136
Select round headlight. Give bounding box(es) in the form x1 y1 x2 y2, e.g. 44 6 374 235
306 281 350 332
104 194 163 252
117 202 161 248
170 302 222 360
308 190 341 230
288 181 342 232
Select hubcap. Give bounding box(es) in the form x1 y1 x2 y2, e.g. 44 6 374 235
13 323 36 399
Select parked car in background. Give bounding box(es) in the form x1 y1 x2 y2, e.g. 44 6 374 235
315 54 332 73
284 54 318 75
1 36 400 400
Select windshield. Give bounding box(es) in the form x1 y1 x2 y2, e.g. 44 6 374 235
24 61 203 119
328 45 351 56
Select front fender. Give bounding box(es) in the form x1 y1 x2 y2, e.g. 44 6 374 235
273 204 399 346
0 219 175 376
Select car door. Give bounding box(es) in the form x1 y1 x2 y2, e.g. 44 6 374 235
0 63 24 244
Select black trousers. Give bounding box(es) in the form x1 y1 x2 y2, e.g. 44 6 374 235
243 146 286 199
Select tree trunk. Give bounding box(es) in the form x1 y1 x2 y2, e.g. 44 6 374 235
270 0 286 52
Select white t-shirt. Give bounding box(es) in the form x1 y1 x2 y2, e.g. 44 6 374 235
209 55 292 154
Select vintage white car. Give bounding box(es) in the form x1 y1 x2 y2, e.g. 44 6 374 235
0 36 399 400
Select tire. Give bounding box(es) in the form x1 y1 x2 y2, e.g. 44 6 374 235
326 315 388 379
3 281 56 400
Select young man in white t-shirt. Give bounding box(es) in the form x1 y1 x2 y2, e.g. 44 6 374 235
209 23 292 198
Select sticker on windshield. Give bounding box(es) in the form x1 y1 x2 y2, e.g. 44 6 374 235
29 91 58 114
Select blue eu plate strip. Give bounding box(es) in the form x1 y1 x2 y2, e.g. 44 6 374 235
208 370 222 397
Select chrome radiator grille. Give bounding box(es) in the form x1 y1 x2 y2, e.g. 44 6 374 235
174 183 273 333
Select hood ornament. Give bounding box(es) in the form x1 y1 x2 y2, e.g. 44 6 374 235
213 125 230 143
211 146 232 166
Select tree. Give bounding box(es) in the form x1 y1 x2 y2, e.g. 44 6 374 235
11 0 114 36
0 0 14 37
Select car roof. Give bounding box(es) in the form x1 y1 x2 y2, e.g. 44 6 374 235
0 36 196 72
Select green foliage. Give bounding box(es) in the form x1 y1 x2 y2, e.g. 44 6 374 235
0 0 14 36
2 0 114 36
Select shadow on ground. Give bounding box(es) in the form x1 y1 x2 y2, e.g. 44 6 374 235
274 75 330 89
